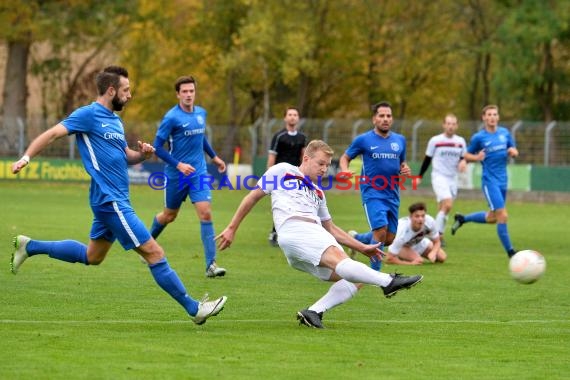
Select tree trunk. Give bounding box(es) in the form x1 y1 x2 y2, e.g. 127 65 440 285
2 41 30 155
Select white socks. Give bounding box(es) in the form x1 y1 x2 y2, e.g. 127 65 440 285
334 258 392 287
309 279 358 314
436 210 447 235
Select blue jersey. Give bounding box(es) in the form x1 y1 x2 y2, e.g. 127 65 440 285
62 102 129 206
156 104 208 177
345 130 407 202
468 126 515 187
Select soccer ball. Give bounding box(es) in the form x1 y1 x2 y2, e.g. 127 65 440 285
509 250 546 284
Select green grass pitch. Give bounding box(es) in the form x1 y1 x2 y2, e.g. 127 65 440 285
1 181 569 379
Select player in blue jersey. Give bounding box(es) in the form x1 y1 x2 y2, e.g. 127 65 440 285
10 66 226 325
339 101 411 271
149 76 227 278
451 104 519 258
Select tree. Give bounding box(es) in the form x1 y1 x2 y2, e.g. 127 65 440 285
0 1 138 155
494 0 570 121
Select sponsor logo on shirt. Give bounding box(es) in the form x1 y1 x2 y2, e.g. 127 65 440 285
184 128 205 136
103 132 125 141
372 152 399 159
486 143 507 153
101 123 110 128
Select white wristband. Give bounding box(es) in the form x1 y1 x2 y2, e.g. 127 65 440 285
21 155 30 164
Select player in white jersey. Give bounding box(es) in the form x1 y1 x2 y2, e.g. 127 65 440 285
418 114 467 246
215 140 423 329
386 202 447 265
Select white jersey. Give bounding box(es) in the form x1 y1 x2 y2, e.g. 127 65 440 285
258 163 332 231
425 133 467 178
389 215 439 254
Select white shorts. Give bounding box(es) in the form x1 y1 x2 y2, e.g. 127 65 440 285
431 174 458 202
277 219 342 280
390 238 431 257
411 238 432 256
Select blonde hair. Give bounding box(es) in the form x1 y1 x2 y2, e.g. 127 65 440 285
482 104 499 115
443 113 458 123
305 140 334 157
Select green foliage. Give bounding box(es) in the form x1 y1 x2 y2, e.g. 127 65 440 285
2 0 569 130
1 182 569 379
494 1 570 120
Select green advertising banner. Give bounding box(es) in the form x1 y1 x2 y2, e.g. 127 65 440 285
471 163 531 191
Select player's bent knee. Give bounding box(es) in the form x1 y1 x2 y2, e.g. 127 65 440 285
163 214 178 224
87 256 104 265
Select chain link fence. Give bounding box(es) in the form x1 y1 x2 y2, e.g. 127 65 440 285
2 116 569 166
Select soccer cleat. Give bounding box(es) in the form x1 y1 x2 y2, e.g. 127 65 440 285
507 248 516 258
268 231 279 247
347 230 358 258
382 273 423 298
296 309 324 329
192 295 227 325
206 262 227 278
11 235 31 274
451 214 465 236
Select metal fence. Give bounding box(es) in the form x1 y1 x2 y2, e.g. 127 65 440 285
244 118 570 167
2 116 569 166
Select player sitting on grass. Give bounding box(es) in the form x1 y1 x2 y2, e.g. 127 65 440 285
349 202 446 265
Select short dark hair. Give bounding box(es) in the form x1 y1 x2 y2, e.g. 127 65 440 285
371 101 392 115
175 76 197 92
95 66 129 96
284 107 300 117
408 202 426 214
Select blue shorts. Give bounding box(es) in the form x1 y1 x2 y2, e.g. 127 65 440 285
165 172 212 209
482 183 507 210
90 200 152 250
363 198 400 234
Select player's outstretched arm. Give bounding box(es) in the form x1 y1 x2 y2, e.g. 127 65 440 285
216 188 266 250
12 124 68 174
212 156 226 173
125 141 155 165
338 153 353 175
322 220 384 260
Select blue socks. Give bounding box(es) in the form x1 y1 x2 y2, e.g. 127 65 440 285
201 221 216 269
354 231 373 245
150 216 166 239
149 258 199 316
352 231 382 271
150 217 217 270
464 211 487 223
369 240 383 271
497 223 513 256
460 212 515 257
26 239 89 264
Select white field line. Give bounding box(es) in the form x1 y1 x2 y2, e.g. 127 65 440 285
0 319 568 325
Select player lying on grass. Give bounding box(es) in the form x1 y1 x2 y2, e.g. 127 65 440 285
216 139 423 329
